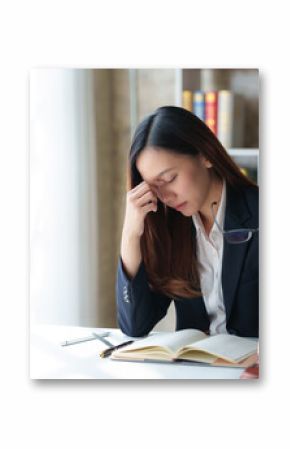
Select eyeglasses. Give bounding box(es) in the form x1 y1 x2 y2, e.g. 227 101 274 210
211 201 259 244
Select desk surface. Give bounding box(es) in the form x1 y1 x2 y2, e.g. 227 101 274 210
30 324 252 380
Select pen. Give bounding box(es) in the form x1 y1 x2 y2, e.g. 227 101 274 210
61 335 98 346
61 331 110 346
91 332 113 348
99 340 134 358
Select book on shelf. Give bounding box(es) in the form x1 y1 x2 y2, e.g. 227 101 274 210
205 91 218 135
182 89 193 113
182 89 245 149
193 90 205 120
110 328 258 368
218 90 234 149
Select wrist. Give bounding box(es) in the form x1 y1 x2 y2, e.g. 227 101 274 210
121 230 141 245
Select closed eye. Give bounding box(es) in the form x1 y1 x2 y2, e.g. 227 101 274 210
167 175 177 183
151 175 177 190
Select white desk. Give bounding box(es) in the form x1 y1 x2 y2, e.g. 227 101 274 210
30 324 249 380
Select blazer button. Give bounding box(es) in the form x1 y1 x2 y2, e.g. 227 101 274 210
123 292 130 303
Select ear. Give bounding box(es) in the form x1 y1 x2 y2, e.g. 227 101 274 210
199 155 213 168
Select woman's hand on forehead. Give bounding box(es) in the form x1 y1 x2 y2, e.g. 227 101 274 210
133 180 159 195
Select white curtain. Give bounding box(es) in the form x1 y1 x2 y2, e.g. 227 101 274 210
30 69 100 327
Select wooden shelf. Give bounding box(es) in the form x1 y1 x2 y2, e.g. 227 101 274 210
228 148 259 157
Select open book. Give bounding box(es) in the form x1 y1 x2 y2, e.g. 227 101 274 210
111 329 258 367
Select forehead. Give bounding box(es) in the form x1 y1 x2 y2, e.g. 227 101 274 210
136 146 188 180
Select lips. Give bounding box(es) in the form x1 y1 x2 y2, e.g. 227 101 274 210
175 202 187 210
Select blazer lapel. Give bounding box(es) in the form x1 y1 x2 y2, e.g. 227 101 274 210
222 183 252 322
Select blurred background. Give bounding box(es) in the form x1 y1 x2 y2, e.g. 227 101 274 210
30 68 259 331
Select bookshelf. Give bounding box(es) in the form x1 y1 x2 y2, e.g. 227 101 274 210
175 68 259 184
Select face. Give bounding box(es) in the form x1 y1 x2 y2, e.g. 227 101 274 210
136 146 216 216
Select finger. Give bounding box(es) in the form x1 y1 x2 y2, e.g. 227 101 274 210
130 183 154 200
130 181 148 193
142 202 157 214
135 191 157 207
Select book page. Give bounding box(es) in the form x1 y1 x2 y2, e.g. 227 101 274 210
117 328 208 355
181 334 258 363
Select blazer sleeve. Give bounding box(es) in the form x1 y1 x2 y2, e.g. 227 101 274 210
116 255 172 337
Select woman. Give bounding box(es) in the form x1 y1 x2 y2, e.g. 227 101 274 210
116 106 259 344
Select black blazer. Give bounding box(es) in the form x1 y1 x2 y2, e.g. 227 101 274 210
116 182 259 338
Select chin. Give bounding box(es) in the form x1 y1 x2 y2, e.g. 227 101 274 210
179 205 194 216
181 210 193 217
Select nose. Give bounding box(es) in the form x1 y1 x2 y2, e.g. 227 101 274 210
155 185 176 205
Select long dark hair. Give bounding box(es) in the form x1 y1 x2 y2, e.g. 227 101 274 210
128 106 257 299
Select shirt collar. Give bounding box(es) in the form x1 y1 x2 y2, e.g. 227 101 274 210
192 178 226 234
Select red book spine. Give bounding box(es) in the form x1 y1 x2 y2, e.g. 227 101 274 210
205 91 218 135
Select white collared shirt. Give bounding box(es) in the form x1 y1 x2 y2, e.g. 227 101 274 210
192 179 228 335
